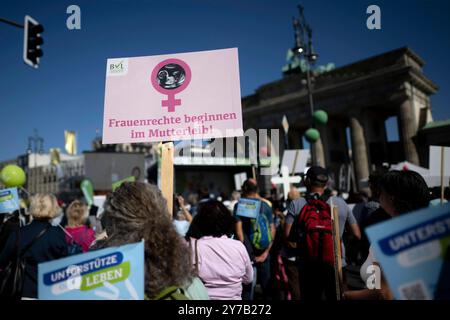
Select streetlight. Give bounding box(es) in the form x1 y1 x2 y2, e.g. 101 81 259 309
28 129 44 154
292 5 320 165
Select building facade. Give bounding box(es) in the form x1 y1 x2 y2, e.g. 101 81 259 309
242 47 441 192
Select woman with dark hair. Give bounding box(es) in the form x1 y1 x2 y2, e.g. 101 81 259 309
92 182 208 299
344 170 430 300
378 170 430 216
186 200 253 300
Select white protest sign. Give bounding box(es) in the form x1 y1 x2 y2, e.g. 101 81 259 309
271 165 301 200
429 146 450 177
234 172 247 191
93 195 106 218
281 149 310 174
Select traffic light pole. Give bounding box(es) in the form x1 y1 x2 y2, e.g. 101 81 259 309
1 15 44 68
0 17 24 28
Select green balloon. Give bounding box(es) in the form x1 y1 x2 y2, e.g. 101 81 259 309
80 179 94 206
0 165 26 187
305 128 320 143
313 110 328 125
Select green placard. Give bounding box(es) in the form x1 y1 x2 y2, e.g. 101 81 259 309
80 179 94 206
112 176 136 191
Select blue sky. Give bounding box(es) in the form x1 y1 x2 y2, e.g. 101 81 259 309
1 0 449 161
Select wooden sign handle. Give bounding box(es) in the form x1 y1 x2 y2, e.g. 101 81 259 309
291 150 299 175
332 205 343 300
160 142 174 217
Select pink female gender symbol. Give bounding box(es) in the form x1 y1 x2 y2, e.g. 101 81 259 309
151 58 192 112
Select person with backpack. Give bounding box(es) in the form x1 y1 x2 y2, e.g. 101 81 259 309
0 194 68 299
234 179 276 300
64 200 95 253
283 166 361 300
343 170 431 300
185 200 253 300
91 182 209 300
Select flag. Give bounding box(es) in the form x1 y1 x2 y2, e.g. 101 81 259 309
50 148 61 165
64 130 77 155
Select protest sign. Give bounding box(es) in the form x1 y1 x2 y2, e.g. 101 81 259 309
235 198 261 219
0 187 20 213
103 48 243 144
80 179 94 206
38 241 144 300
366 203 450 300
271 165 301 200
93 195 106 218
112 176 136 191
281 149 309 175
234 172 247 191
429 146 450 178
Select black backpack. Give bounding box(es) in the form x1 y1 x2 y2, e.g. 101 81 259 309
0 224 51 300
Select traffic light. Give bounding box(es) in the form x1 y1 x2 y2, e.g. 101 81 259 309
23 15 44 68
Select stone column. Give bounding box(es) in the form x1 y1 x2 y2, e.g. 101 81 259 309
398 99 420 165
349 115 370 191
312 137 326 168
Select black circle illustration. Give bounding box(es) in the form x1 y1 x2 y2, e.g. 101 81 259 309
156 63 186 89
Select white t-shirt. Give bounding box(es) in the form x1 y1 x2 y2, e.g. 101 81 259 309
173 220 190 237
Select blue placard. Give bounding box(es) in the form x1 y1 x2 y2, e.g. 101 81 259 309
235 198 261 219
38 241 144 300
366 203 450 300
0 188 20 214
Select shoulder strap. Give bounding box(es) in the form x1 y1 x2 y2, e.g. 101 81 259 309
188 238 200 275
20 224 51 258
194 239 199 274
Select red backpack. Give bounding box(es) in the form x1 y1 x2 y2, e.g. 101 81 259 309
297 197 334 266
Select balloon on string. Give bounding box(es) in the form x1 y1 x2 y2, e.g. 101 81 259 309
304 128 320 143
313 110 328 126
0 164 26 187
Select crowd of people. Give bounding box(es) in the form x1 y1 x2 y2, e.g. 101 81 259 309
0 165 448 300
